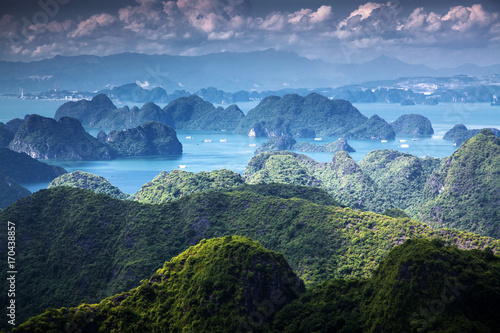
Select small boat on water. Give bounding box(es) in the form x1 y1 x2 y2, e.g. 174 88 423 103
381 139 388 143
186 136 192 139
400 139 407 143
220 139 228 142
314 137 323 141
249 143 257 147
203 139 213 143
400 144 410 148
179 165 187 169
412 138 420 141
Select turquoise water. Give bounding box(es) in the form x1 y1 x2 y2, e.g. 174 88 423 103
1 98 498 194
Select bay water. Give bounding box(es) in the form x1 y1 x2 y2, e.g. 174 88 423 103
0 97 498 195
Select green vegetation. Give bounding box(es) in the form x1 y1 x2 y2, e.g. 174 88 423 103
345 115 396 140
9 115 115 160
294 138 356 153
274 239 500 332
234 93 369 138
1 186 498 327
49 171 129 200
420 129 500 238
104 121 182 156
255 136 296 154
391 113 434 135
244 151 379 211
381 208 410 219
358 149 442 214
0 148 66 182
133 169 245 203
443 123 500 145
223 183 343 207
13 238 500 332
55 94 175 130
15 236 304 333
255 136 356 154
0 173 31 208
164 95 244 130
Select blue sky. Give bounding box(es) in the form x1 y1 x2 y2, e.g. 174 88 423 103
1 0 499 67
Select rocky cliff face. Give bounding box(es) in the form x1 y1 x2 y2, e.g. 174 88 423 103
391 113 434 135
9 114 115 160
234 93 369 138
420 129 500 238
104 121 182 156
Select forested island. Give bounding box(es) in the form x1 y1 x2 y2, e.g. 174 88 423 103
0 96 499 332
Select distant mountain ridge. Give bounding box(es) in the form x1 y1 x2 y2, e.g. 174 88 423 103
1 50 499 93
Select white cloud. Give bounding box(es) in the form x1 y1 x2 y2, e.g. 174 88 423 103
0 0 499 66
68 13 116 38
338 2 384 29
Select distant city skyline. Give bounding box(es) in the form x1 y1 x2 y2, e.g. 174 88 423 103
0 0 499 68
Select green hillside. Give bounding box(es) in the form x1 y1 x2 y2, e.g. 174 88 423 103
420 129 500 238
1 186 498 327
15 236 304 333
0 148 66 182
49 171 129 200
273 238 500 333
358 149 442 214
13 238 500 332
132 169 245 203
243 151 380 211
0 173 31 209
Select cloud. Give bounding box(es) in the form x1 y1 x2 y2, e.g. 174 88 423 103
68 13 116 38
0 0 499 67
396 4 499 46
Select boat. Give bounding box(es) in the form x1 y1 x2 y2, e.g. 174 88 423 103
381 139 388 143
179 165 187 169
203 139 213 143
399 139 407 143
186 136 192 139
412 138 420 141
400 144 410 148
220 139 228 142
314 138 323 141
249 143 257 147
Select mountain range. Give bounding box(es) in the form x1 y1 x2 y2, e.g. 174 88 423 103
1 50 499 94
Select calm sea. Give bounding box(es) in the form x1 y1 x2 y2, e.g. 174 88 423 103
1 97 498 194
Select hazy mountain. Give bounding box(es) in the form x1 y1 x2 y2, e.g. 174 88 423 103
2 50 499 94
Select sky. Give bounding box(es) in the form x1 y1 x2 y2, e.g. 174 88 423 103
0 0 499 67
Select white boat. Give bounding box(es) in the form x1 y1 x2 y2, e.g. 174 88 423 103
249 143 257 147
381 139 388 143
412 138 420 141
203 139 213 143
179 165 187 169
186 136 192 139
220 139 228 142
400 144 410 148
314 138 323 141
399 139 407 143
